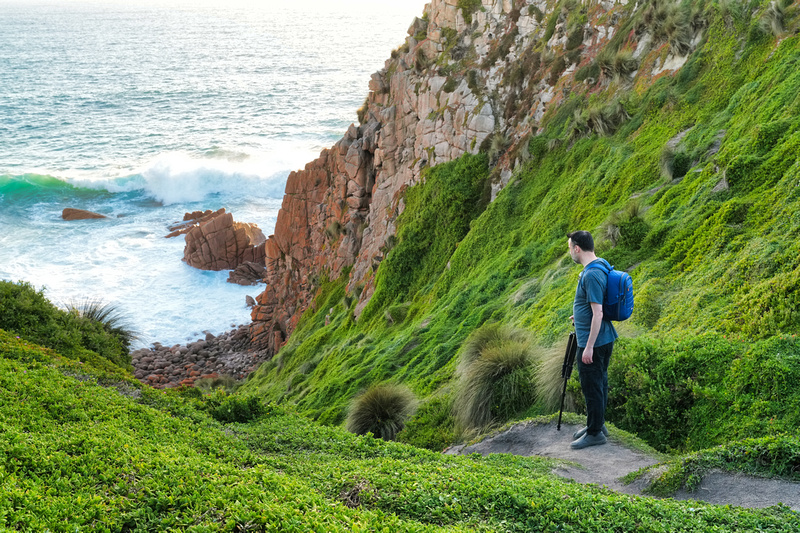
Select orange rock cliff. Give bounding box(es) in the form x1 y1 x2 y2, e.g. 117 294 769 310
247 0 701 354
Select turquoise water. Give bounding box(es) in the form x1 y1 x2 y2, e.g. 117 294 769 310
0 0 425 346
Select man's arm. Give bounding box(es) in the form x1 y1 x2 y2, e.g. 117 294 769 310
582 302 603 364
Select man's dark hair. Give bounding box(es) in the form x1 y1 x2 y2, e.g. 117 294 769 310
567 230 594 252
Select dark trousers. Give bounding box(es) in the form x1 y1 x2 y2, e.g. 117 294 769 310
576 341 614 436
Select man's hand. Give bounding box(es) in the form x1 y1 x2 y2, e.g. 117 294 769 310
582 345 594 364
582 302 603 364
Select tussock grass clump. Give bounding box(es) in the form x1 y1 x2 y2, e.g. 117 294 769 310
758 0 789 36
346 383 418 440
533 344 578 413
454 325 536 432
600 202 649 250
63 297 138 351
356 97 369 124
455 323 529 376
325 219 344 241
488 131 511 164
659 146 692 180
613 50 639 79
571 99 631 140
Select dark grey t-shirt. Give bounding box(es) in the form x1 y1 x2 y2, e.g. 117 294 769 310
573 259 618 348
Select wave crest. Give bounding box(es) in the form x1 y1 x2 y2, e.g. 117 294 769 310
94 152 292 205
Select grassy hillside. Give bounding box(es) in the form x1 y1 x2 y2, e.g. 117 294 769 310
4 1 800 528
2 330 800 530
239 0 800 458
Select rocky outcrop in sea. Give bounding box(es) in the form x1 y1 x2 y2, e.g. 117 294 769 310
166 208 267 271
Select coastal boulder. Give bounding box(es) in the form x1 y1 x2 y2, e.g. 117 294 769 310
165 208 225 238
183 210 267 271
62 208 107 220
227 261 266 286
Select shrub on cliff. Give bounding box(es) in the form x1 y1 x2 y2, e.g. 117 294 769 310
0 280 131 370
453 325 537 433
346 383 418 440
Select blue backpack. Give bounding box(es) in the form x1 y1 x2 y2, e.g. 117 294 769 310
583 261 634 322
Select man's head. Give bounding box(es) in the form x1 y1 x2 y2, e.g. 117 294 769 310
567 231 595 264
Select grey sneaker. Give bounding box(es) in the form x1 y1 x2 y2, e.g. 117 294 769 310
573 424 609 440
570 432 607 449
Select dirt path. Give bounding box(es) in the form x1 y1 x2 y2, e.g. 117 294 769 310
445 420 800 511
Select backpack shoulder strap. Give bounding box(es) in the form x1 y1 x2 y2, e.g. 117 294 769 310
583 260 611 274
579 260 612 290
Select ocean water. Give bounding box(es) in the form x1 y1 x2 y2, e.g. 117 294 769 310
0 0 426 347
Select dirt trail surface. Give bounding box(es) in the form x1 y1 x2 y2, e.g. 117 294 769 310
445 420 800 511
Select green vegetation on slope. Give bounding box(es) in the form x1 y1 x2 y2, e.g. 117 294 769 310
2 331 799 530
239 1 800 465
0 280 133 372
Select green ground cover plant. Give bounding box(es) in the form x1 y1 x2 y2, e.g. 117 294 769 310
0 280 132 371
239 0 800 468
5 0 800 528
5 331 799 530
626 434 800 497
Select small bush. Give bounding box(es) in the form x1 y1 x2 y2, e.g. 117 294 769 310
454 326 536 432
548 56 567 86
415 48 431 72
346 384 418 440
457 0 482 24
195 374 239 394
396 395 456 451
205 392 266 423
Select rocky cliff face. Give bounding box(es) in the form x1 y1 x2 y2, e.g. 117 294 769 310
249 0 702 354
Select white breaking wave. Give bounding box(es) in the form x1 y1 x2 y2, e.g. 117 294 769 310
74 146 320 205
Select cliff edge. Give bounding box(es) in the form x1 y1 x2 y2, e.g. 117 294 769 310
249 0 704 354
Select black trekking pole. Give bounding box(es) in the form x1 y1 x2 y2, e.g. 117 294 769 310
556 331 578 431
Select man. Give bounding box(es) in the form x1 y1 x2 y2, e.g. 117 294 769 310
567 230 618 449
